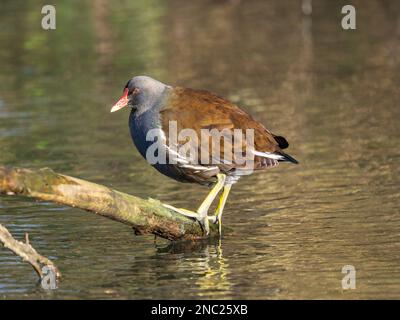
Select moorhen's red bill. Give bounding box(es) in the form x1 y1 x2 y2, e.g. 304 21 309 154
111 76 298 235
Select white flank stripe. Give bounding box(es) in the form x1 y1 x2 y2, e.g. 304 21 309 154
253 150 285 160
180 164 218 171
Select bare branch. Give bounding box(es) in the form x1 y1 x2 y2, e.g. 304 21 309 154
0 224 61 280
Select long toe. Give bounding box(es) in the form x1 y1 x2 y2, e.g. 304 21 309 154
197 216 210 236
164 203 211 235
163 204 199 218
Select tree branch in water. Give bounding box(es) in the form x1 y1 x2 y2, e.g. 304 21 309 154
0 166 222 241
0 224 61 280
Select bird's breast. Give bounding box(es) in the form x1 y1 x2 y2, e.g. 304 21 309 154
129 109 163 160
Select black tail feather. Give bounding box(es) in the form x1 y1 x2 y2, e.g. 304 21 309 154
278 152 299 164
273 135 289 149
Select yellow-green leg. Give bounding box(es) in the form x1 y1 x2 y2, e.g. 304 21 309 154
214 184 232 235
162 174 226 235
196 174 226 235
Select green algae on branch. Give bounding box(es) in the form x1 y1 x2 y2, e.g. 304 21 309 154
0 166 223 241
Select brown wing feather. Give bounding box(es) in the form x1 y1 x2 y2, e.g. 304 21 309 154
160 87 284 173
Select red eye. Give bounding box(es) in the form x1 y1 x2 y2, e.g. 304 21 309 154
130 87 140 95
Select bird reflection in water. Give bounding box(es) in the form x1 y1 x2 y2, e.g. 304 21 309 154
157 239 232 296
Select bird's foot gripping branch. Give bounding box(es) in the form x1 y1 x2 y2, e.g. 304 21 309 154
0 166 223 241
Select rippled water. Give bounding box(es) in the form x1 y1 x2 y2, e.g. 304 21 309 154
0 0 400 299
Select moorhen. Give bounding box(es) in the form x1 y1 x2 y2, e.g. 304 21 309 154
111 76 298 235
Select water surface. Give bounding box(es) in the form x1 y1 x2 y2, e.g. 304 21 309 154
0 0 399 299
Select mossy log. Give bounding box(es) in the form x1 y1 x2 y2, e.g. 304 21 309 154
0 166 223 241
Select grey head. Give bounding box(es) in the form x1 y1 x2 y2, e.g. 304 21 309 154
110 76 170 115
